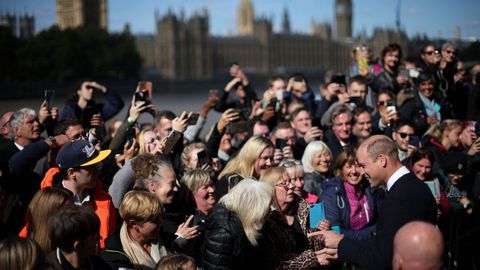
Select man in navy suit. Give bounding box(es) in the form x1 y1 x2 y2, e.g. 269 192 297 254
314 135 437 269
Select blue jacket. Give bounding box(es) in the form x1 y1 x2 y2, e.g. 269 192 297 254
320 176 380 240
59 88 124 125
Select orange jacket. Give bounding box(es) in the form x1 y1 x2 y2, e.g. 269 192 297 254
38 167 116 248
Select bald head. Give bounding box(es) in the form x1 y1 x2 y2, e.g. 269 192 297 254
393 221 444 270
0 111 14 139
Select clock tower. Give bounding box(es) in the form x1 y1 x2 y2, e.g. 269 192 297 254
335 0 352 39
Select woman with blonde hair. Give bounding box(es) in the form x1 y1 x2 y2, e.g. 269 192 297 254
422 119 465 173
202 179 273 270
259 167 330 269
215 136 274 198
18 187 73 254
101 191 166 270
181 142 207 172
301 140 333 197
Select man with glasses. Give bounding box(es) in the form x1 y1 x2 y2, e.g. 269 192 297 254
392 121 417 163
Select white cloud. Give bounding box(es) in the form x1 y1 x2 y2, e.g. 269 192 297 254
407 8 421 16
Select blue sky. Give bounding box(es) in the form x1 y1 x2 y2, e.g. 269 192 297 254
2 0 479 40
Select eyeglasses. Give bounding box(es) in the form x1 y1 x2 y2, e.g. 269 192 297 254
275 181 293 190
445 50 456 56
398 132 414 139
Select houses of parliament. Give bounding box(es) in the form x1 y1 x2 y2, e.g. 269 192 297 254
54 0 407 80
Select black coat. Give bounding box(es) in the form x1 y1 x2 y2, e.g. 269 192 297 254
99 228 134 270
202 204 262 270
337 172 437 270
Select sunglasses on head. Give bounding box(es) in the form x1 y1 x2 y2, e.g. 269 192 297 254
398 132 413 139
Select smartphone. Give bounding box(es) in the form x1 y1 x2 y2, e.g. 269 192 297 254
331 74 346 85
82 105 99 127
349 96 362 105
386 100 396 112
309 202 325 229
196 150 209 169
275 138 288 150
358 57 368 71
125 128 136 148
226 121 250 134
262 97 277 109
44 90 55 111
136 81 152 103
209 89 218 98
187 113 200 125
408 135 420 148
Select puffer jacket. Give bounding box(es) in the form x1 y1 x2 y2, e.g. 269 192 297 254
202 204 262 270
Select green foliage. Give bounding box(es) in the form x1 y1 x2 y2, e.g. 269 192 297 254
1 26 141 81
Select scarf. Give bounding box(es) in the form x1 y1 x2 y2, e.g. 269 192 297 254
120 223 169 270
418 91 441 122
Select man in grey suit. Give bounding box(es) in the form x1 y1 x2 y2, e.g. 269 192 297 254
313 135 437 269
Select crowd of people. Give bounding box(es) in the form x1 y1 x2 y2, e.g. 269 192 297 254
0 41 479 270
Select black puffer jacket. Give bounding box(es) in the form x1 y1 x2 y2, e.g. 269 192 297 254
202 204 262 270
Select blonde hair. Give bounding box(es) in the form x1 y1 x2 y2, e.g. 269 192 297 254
137 129 156 155
120 191 164 224
0 237 44 270
26 187 72 254
218 136 273 179
424 119 462 141
156 254 195 270
260 167 287 211
301 141 332 173
220 179 273 246
181 169 211 193
181 142 207 171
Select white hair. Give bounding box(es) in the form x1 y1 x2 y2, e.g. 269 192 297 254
220 179 273 246
301 140 332 173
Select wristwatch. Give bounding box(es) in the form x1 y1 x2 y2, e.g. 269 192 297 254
47 136 57 148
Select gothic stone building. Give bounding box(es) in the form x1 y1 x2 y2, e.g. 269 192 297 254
135 0 407 80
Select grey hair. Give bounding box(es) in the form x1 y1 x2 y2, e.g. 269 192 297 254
9 108 36 140
329 104 353 128
220 179 273 246
301 141 332 173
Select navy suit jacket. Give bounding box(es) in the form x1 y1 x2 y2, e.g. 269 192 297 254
338 172 437 270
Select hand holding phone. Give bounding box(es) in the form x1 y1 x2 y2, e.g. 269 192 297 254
45 90 55 112
187 113 200 125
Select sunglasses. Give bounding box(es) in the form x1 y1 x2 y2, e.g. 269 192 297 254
424 50 439 56
398 132 414 139
445 50 456 55
377 100 391 107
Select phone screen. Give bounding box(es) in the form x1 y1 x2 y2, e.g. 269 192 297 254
386 100 396 112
